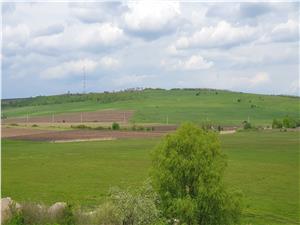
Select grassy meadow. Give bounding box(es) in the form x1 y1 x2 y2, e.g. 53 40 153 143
3 89 299 126
2 130 299 225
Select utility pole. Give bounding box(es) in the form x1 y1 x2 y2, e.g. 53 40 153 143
26 113 29 124
123 112 126 123
81 113 83 123
52 114 55 123
166 115 169 125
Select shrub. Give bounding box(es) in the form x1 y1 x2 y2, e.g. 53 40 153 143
19 203 46 224
92 202 120 225
4 203 24 225
272 119 283 129
243 121 252 130
94 126 105 130
282 116 297 128
146 127 153 131
108 181 161 225
112 122 120 130
151 123 242 225
137 126 145 131
59 204 75 225
217 125 223 131
237 98 241 103
201 122 212 131
71 124 91 129
5 202 75 225
32 124 38 127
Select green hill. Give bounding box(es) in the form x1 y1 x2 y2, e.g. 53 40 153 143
2 88 299 126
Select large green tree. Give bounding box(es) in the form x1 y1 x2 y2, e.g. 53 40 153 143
151 123 242 225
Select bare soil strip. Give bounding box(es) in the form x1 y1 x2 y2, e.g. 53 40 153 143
3 110 134 124
4 129 166 142
1 127 55 138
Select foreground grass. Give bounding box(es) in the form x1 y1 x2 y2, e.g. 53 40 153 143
3 89 299 126
2 131 299 224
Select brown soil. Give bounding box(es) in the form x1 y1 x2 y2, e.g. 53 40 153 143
3 110 134 124
2 127 54 138
4 128 166 142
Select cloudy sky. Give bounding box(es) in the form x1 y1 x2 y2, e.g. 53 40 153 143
1 2 299 98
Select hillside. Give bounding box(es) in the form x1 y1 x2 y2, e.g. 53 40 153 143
2 88 299 126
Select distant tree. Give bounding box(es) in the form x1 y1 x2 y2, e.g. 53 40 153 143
112 122 120 130
151 124 242 225
243 121 252 130
272 119 283 129
282 116 297 128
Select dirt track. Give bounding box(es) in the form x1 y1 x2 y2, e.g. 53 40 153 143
3 110 134 124
2 128 166 142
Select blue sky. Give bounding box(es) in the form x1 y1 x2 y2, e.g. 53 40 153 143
1 2 299 98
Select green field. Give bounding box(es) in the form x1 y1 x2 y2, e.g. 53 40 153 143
2 89 299 126
2 131 299 225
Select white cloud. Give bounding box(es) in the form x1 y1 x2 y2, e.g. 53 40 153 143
41 57 120 79
2 2 299 97
175 21 258 49
3 24 30 43
29 23 126 54
123 1 181 39
232 72 270 87
161 55 213 71
270 19 299 42
69 2 124 23
33 24 64 37
249 72 270 85
99 56 120 69
113 74 150 86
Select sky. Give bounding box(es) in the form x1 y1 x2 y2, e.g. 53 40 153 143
1 1 299 98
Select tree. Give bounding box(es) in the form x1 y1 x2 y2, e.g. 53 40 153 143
151 123 242 225
272 119 283 129
112 122 120 130
243 121 252 130
282 116 297 128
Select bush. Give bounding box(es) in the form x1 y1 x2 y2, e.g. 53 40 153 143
282 116 297 128
32 124 38 127
151 123 242 225
272 119 283 129
94 126 105 130
243 121 252 130
71 124 91 129
112 122 120 130
5 202 75 225
107 181 161 225
201 122 213 131
59 204 75 225
5 203 24 225
217 125 223 131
